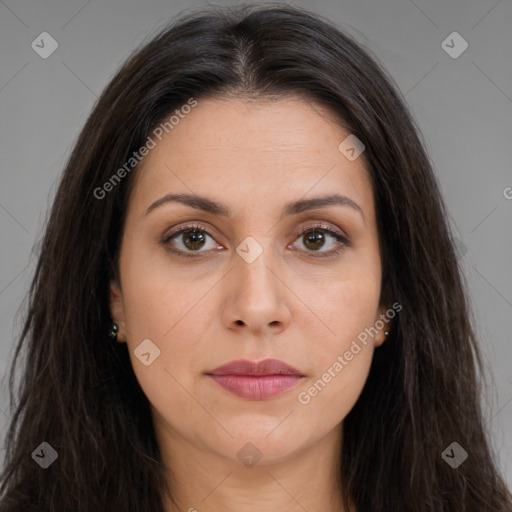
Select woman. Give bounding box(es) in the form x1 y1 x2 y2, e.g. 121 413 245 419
1 4 510 511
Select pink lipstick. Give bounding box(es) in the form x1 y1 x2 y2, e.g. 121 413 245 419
206 359 304 400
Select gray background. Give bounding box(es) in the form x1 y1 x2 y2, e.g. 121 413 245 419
1 0 511 486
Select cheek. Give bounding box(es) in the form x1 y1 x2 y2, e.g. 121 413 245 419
296 279 378 422
119 238 206 338
293 261 380 414
121 274 208 374
119 269 207 426
117 245 210 397
295 265 381 353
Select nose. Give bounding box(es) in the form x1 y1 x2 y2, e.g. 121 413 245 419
221 243 292 336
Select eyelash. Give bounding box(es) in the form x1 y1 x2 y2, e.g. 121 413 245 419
161 222 348 259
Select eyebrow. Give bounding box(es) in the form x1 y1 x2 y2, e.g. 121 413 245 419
145 192 365 222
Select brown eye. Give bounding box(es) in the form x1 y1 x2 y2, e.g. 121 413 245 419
291 225 348 257
181 229 207 250
162 223 222 256
302 229 326 250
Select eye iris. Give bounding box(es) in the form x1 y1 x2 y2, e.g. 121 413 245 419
303 229 325 250
182 229 206 250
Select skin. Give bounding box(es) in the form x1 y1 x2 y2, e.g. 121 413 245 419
109 96 388 512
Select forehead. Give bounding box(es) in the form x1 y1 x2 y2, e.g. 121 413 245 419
128 96 374 219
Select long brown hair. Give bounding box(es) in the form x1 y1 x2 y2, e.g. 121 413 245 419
1 4 510 511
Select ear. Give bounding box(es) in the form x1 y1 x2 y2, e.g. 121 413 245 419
109 279 127 343
373 304 391 348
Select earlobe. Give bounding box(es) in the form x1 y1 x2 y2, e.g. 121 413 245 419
109 279 127 343
374 304 391 347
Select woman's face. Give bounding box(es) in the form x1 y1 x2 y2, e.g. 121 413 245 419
110 96 388 466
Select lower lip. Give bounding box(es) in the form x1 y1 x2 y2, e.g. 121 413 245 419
208 374 303 400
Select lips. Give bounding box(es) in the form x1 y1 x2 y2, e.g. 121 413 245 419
206 359 305 400
208 358 304 376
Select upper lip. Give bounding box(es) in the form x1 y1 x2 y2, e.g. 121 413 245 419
206 358 304 376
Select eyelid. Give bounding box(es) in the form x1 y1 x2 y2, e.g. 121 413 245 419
162 221 219 242
297 221 347 239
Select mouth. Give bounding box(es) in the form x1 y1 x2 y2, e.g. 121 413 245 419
205 358 305 400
